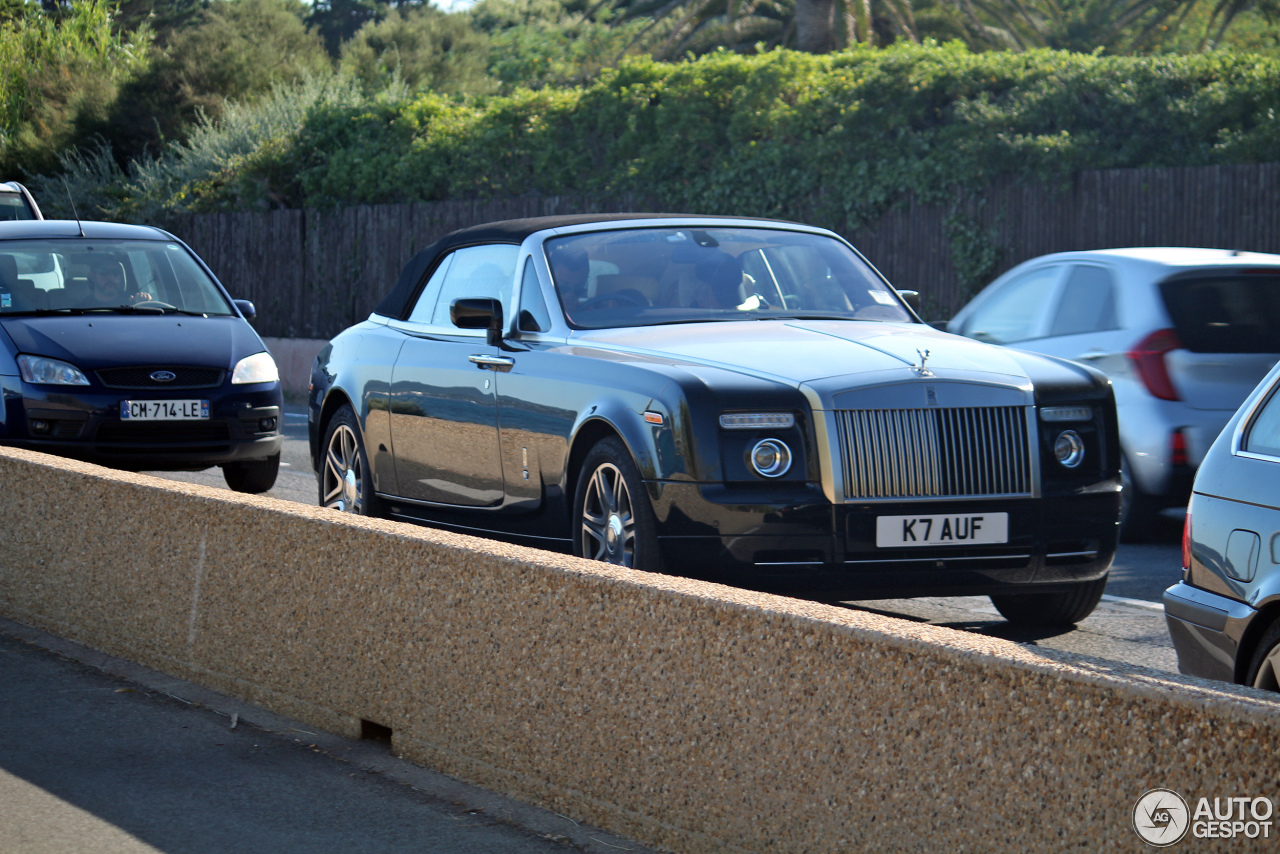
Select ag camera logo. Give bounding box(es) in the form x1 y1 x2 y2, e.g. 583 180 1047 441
1133 789 1190 847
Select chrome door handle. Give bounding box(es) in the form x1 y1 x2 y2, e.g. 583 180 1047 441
469 354 515 369
1076 351 1107 361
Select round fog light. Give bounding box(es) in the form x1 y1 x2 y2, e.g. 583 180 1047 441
259 417 277 432
1054 430 1085 468
750 438 792 478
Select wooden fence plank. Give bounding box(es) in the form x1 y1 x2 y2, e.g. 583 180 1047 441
171 165 1280 337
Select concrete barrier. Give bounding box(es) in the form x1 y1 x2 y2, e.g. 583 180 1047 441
1 445 1278 852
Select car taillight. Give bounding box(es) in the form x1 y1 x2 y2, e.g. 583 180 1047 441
1170 428 1188 468
1126 328 1182 401
1182 510 1192 571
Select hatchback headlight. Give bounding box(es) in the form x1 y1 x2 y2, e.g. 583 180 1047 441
231 352 280 385
17 355 90 386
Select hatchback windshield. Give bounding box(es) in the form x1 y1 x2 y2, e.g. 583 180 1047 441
0 239 234 316
544 227 912 329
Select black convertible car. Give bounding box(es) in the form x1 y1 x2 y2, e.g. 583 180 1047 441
310 215 1122 623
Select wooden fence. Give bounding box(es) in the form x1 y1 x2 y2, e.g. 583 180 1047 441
171 163 1280 339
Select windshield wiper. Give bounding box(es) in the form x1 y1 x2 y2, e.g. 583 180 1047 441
754 314 855 322
83 305 208 316
0 308 85 316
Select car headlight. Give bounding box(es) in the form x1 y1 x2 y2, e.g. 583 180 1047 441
17 355 89 386
231 352 280 385
750 438 793 477
1054 430 1086 468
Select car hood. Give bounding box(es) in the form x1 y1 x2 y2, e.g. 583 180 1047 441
571 320 1033 386
0 314 264 370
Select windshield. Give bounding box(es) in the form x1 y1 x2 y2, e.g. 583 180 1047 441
544 227 913 330
0 239 234 316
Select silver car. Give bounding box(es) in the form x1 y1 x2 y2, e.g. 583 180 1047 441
948 248 1280 538
0 182 41 221
1165 358 1280 689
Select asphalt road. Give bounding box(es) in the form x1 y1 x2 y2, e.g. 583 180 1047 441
144 406 1186 675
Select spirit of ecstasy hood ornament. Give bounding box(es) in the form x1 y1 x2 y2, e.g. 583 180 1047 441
913 348 933 376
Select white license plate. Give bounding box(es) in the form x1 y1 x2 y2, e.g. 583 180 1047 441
119 399 210 420
876 512 1008 548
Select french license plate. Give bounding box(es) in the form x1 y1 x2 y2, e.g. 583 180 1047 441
876 512 1008 548
119 399 210 420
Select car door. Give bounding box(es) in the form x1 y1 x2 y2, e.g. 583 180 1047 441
1019 264 1126 373
388 244 519 506
953 264 1065 345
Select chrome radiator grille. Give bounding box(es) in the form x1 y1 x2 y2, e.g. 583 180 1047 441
834 406 1032 499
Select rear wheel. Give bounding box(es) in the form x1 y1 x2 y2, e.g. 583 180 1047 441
990 574 1109 626
222 452 279 494
1247 621 1280 691
573 437 660 572
319 404 382 517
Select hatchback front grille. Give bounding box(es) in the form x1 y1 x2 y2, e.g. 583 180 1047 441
97 366 224 389
835 406 1032 499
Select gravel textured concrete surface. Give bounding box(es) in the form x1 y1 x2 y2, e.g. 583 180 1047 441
0 618 656 854
2 445 1280 853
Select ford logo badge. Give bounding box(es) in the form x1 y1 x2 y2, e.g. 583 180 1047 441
150 370 177 383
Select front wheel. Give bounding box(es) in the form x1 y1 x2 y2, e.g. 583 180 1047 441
319 404 382 517
573 437 661 572
989 574 1108 626
222 452 279 494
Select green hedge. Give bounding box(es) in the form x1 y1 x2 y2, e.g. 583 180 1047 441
68 42 1280 226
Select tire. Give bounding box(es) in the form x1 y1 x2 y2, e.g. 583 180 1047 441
1246 620 1280 691
1120 454 1160 542
573 436 661 572
222 452 280 494
319 404 383 517
989 574 1109 626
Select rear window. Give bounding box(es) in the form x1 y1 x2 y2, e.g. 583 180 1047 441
0 193 35 221
1160 272 1280 354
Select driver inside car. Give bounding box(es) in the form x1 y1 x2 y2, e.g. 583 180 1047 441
550 244 591 319
86 257 152 307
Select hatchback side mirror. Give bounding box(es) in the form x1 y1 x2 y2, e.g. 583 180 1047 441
233 299 256 320
451 297 504 348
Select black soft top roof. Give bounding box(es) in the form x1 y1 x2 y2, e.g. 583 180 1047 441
373 212 760 320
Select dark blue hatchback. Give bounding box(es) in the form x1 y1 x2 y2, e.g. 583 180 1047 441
0 220 282 492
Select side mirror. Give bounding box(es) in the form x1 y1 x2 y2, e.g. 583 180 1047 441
233 299 256 320
896 289 921 312
451 297 504 347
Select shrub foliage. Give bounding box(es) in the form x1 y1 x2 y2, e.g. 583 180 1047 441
40 42 1280 226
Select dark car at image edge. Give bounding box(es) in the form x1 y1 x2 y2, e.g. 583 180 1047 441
0 220 283 492
310 214 1123 623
